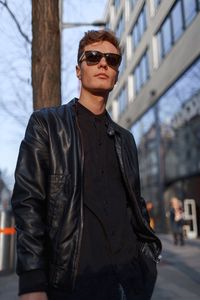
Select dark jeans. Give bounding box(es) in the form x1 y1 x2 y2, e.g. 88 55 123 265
48 275 126 300
173 232 184 245
48 256 156 300
48 284 127 300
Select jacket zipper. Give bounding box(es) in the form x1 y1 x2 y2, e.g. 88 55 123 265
72 112 84 288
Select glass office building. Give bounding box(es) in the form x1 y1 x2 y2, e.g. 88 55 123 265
105 0 200 233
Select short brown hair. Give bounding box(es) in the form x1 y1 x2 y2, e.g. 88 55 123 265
77 30 121 64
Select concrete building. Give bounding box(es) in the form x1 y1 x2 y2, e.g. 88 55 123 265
104 0 200 233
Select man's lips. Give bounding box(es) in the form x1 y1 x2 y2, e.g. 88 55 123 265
94 73 109 79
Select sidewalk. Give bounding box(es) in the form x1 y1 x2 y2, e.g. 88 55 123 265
0 272 17 300
0 234 200 299
152 234 200 300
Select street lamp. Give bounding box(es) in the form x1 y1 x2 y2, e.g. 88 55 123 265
62 20 106 29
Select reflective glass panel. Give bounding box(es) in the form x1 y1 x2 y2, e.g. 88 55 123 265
133 24 139 49
157 31 163 60
116 15 124 38
114 0 120 9
119 87 128 114
138 8 146 37
159 58 200 180
131 58 200 226
138 13 144 39
141 55 147 85
162 17 172 56
171 0 183 41
140 57 145 86
183 0 196 26
135 66 141 93
145 52 149 79
119 49 126 75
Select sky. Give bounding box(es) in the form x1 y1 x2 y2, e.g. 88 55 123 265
0 0 107 189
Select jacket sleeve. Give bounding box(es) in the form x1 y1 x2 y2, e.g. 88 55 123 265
127 132 150 225
11 111 49 289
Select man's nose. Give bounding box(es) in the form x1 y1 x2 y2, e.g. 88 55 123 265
98 56 108 67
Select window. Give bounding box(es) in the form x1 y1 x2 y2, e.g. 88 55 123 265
119 48 126 75
116 15 125 39
171 0 183 41
157 31 162 61
132 24 139 48
135 66 140 93
156 0 199 62
162 17 172 56
183 0 196 26
131 5 147 50
138 7 147 38
144 52 150 79
140 53 149 86
134 50 150 94
141 58 146 86
119 87 128 114
114 0 120 9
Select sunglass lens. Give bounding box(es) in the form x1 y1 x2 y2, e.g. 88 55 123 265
84 51 121 67
106 54 121 67
85 51 101 64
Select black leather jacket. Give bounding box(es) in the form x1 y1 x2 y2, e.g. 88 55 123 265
11 98 162 290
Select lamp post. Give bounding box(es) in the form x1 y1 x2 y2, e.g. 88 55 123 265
62 21 106 29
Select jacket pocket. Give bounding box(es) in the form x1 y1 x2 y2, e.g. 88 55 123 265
47 173 71 230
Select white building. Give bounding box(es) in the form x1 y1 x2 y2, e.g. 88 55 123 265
105 0 200 233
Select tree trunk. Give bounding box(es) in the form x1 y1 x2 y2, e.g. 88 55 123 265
32 0 61 110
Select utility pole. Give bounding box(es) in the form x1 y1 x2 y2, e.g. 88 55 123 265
32 0 61 110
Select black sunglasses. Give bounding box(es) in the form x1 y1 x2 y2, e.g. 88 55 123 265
79 50 122 68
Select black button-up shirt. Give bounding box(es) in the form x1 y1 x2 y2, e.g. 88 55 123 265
75 102 139 298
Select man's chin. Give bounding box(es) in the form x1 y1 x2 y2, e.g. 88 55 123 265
91 86 114 96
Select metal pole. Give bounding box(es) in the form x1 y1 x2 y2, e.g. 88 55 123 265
62 21 106 29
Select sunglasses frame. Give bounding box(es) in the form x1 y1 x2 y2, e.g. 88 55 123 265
79 50 122 68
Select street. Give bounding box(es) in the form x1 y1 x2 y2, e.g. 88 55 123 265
152 234 200 300
0 234 200 299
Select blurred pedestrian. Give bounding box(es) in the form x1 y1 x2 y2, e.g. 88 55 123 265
11 30 161 300
146 201 155 230
170 197 185 246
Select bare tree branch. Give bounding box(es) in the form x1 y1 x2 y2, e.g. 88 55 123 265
0 100 28 127
0 0 31 44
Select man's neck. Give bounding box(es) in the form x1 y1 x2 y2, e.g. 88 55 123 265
78 92 107 115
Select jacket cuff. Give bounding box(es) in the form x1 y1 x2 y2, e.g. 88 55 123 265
19 269 48 296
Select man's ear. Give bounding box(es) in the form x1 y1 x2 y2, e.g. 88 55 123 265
76 65 81 80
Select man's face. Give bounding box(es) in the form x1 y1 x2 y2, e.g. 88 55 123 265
76 41 120 96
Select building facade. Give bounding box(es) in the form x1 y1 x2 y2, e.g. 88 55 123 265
104 0 200 233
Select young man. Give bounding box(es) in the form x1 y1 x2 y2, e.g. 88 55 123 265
12 30 162 300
